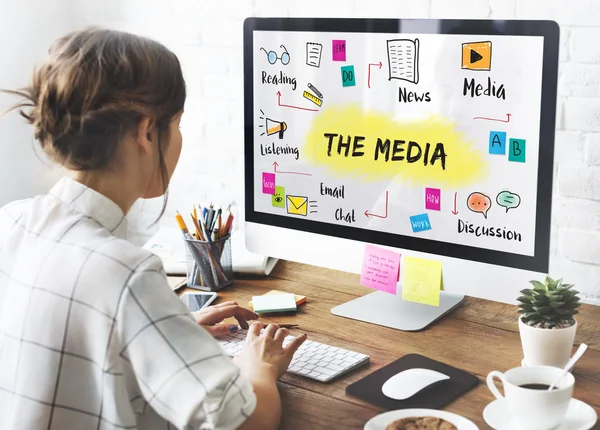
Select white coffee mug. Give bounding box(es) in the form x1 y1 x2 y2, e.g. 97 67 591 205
486 366 574 430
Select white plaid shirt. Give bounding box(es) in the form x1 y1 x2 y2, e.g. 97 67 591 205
0 177 256 430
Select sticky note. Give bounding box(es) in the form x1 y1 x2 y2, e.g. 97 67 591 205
509 138 526 163
360 244 400 294
425 188 441 211
489 131 506 155
332 40 346 61
272 186 285 208
341 65 356 87
252 293 297 314
409 213 432 233
249 290 306 310
402 256 442 306
262 172 275 194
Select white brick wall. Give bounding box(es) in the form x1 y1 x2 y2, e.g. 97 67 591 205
69 0 600 304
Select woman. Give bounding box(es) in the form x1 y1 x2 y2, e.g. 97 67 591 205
0 27 305 430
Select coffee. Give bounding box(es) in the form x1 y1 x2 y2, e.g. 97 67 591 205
518 383 555 390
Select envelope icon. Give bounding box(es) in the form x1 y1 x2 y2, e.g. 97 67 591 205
286 195 308 216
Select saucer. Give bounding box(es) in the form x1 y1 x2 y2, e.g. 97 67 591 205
483 398 597 430
364 408 478 430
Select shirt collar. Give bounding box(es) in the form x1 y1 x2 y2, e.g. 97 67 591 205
49 177 128 239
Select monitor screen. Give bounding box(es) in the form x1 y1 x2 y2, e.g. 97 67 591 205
244 19 559 273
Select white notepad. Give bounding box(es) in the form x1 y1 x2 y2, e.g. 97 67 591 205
251 293 297 314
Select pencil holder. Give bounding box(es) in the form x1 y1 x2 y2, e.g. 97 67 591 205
184 235 233 291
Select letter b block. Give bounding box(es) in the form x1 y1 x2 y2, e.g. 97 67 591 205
508 138 526 163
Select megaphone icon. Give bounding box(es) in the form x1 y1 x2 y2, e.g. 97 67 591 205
265 118 287 139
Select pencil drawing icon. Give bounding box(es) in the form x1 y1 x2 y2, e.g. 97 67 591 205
387 39 419 84
306 42 322 68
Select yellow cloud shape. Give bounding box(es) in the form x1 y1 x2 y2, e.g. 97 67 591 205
303 104 488 188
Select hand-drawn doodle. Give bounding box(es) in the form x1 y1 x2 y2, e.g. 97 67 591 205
306 42 322 67
467 192 492 219
260 45 290 65
387 39 419 84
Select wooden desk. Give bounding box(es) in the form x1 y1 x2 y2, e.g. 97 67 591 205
173 260 600 429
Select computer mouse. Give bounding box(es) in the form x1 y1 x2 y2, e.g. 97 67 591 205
381 368 450 400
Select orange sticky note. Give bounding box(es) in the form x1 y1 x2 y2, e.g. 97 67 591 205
402 256 442 307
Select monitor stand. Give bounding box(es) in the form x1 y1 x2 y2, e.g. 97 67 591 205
330 289 465 332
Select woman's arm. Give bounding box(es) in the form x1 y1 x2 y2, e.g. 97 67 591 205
233 323 307 430
236 366 281 430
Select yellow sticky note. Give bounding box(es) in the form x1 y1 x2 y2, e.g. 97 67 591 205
402 256 442 307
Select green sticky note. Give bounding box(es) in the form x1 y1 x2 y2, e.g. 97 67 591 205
272 186 285 208
401 256 442 307
341 65 356 87
508 138 526 163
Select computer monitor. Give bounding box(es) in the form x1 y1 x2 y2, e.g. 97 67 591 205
243 18 559 331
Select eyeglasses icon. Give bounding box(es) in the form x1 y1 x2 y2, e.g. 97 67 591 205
260 45 290 65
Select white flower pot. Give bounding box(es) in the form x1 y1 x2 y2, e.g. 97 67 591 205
518 317 577 368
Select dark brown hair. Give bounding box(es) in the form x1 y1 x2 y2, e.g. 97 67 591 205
3 27 186 217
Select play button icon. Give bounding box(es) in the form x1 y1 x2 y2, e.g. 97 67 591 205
470 48 483 64
461 41 492 71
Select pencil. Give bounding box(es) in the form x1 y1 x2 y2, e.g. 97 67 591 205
175 211 192 239
190 212 205 241
216 212 223 239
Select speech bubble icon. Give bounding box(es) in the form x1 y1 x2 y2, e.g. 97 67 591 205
496 191 521 213
467 192 492 219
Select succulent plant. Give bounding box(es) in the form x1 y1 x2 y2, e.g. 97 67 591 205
517 276 581 329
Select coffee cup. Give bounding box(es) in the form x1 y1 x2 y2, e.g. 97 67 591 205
486 365 574 430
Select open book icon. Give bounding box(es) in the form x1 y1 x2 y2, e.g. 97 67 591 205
387 38 419 84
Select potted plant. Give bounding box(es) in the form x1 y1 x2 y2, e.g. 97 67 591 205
517 276 581 368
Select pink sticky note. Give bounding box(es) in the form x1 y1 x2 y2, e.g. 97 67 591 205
425 187 441 211
332 40 346 61
360 244 400 294
262 172 275 194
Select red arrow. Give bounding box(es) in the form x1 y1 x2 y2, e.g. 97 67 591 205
364 191 389 218
272 161 311 176
473 113 512 123
452 192 459 215
367 61 383 89
276 91 318 112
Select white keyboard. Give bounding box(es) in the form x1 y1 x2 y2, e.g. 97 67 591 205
217 329 370 382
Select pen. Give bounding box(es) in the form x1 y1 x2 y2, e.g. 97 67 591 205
212 208 222 232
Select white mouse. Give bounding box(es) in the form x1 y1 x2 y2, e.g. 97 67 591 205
381 368 450 400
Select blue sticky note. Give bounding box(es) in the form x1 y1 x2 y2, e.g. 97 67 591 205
509 138 526 163
341 65 356 87
489 131 506 155
410 213 432 233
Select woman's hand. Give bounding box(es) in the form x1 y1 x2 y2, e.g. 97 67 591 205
233 322 307 381
192 301 258 337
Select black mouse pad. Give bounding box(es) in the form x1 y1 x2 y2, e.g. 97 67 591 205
346 353 479 410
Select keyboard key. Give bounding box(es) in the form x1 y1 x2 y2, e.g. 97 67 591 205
314 366 337 376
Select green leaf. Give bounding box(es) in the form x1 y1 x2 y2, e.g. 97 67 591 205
533 306 552 314
519 304 535 313
533 296 550 306
530 280 547 291
550 301 566 308
517 296 533 304
556 308 572 316
520 288 534 295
